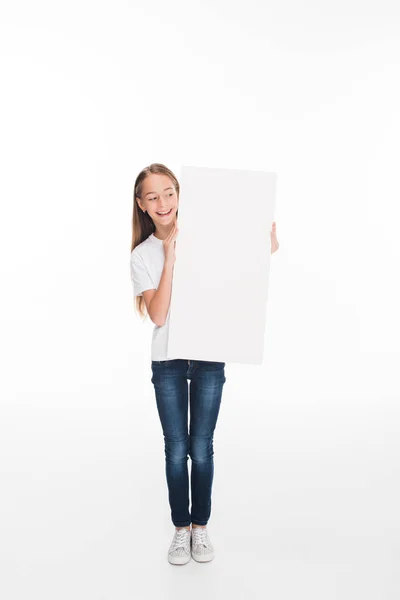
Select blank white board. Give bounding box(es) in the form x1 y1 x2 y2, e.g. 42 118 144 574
167 165 277 365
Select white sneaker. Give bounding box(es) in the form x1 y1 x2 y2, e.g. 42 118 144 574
191 526 215 562
168 528 191 565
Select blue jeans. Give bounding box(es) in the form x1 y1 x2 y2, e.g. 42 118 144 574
151 359 226 527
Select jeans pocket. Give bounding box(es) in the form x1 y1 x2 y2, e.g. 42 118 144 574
202 361 225 369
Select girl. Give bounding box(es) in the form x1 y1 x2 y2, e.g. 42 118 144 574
130 163 279 566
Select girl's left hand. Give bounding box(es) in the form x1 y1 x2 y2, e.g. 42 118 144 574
271 221 279 253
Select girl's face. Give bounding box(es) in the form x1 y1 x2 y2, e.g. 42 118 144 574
137 173 178 225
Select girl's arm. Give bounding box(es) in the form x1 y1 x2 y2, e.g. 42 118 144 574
271 222 279 253
143 224 178 327
144 261 174 327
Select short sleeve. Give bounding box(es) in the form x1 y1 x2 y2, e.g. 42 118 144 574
130 251 155 297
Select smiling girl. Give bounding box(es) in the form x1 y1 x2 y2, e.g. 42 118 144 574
130 163 279 565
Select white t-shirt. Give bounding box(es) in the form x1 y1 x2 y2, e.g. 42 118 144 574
130 232 175 361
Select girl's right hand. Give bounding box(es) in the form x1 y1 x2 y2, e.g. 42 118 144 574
163 223 179 266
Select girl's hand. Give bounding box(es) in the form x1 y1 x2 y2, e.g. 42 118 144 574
163 223 179 266
271 221 279 253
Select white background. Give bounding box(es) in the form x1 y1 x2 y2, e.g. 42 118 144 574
0 1 399 598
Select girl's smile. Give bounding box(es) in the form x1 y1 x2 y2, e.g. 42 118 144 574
156 208 173 218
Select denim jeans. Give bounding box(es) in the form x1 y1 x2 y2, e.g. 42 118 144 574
151 359 226 527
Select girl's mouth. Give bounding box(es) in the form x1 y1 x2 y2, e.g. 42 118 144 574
156 208 173 217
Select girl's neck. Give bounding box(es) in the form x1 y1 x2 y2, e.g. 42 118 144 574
154 223 175 241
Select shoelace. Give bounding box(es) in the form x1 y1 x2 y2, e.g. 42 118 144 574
192 527 208 547
171 529 190 551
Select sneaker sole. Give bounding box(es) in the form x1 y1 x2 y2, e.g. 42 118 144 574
191 550 215 562
168 552 191 565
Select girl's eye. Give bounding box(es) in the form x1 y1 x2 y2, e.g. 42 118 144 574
149 193 173 200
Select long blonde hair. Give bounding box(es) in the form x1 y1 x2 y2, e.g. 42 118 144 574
131 163 180 319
